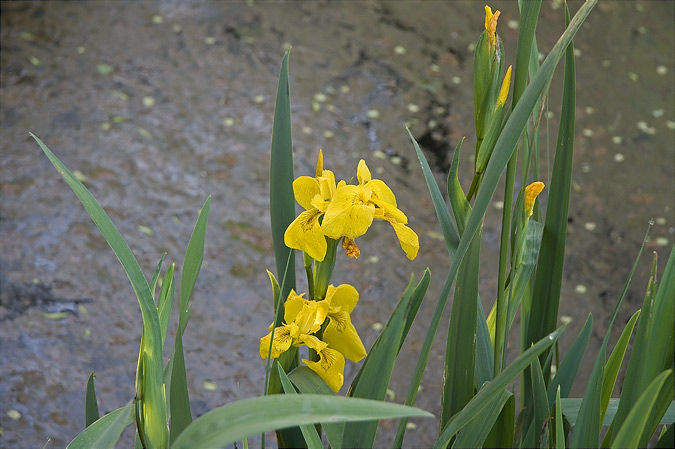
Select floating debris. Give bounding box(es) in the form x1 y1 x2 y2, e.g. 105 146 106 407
406 422 417 430
493 201 504 210
366 255 379 264
371 322 383 331
628 72 638 82
655 237 669 247
636 121 656 135
20 32 36 41
582 128 593 137
314 92 327 103
142 96 156 108
391 156 402 165
100 122 111 131
585 106 595 115
581 163 591 173
386 388 396 401
407 103 420 113
652 109 664 118
137 127 152 138
223 117 235 127
73 170 87 183
573 48 582 57
507 20 519 30
655 217 667 226
574 285 587 295
7 410 21 421
172 25 182 33
138 225 154 236
667 121 675 130
204 36 216 45
429 63 441 73
656 65 668 76
43 312 68 320
96 63 113 75
152 15 163 24
613 153 625 163
611 136 622 144
28 56 41 67
601 59 611 68
202 380 218 391
253 94 265 104
323 130 334 139
111 90 129 101
77 46 86 54
366 109 380 119
373 150 387 160
394 45 406 55
584 221 597 231
451 75 462 85
340 85 350 94
78 304 88 315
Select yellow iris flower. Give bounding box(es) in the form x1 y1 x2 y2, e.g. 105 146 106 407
485 5 501 49
525 181 545 219
284 150 339 261
321 160 419 260
259 289 350 392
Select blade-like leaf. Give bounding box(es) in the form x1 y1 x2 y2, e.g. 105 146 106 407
562 398 675 427
601 309 640 423
32 133 166 447
171 394 433 449
277 364 323 449
168 332 191 445
178 196 211 334
67 401 134 449
269 50 296 300
289 366 344 449
85 372 100 427
157 263 175 350
434 326 565 448
555 387 565 449
454 388 512 448
611 370 674 449
547 313 593 404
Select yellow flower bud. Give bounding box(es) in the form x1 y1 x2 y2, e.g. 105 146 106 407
485 5 501 49
496 65 512 107
315 148 324 177
525 182 545 218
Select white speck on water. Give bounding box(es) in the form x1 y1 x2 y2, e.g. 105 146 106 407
601 59 612 68
584 221 597 231
204 36 216 45
614 153 625 163
451 75 462 85
301 126 312 135
493 201 504 210
581 163 591 173
655 217 666 225
612 136 623 144
367 255 379 263
394 45 406 55
253 94 265 104
407 103 420 113
7 410 21 420
406 422 417 430
507 20 519 30
323 130 334 139
585 106 595 115
652 109 664 118
429 63 441 73
656 237 669 247
100 122 111 131
373 150 387 160
637 26 647 35
391 156 402 165
582 128 593 137
628 72 638 82
340 85 350 94
375 166 385 175
172 24 182 33
223 117 235 127
574 284 587 294
573 48 582 57
142 96 156 108
371 322 383 331
367 109 380 119
326 104 336 112
77 46 86 54
314 92 327 103
434 106 445 115
152 15 163 24
561 315 573 325
656 65 668 76
667 120 675 130
545 111 554 119
428 119 437 129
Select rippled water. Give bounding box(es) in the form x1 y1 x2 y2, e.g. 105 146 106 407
1 1 673 447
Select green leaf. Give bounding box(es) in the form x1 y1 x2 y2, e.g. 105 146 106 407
441 229 481 427
32 133 166 448
171 394 432 449
611 370 674 449
85 372 100 427
277 364 323 449
547 313 593 404
269 50 296 300
168 332 191 445
67 401 134 449
344 275 413 448
601 309 640 423
400 268 431 354
523 357 550 448
289 366 344 449
434 326 565 448
409 128 460 256
454 388 512 448
555 387 565 449
157 263 175 350
482 392 515 449
149 253 165 300
562 398 675 427
446 137 470 235
654 423 674 449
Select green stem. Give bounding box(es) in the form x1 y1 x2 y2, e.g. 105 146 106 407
312 238 339 300
303 252 314 301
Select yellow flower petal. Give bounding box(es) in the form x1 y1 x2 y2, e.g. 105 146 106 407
303 348 345 393
315 149 324 178
389 221 419 260
294 301 328 335
260 325 293 359
324 316 367 362
322 185 375 239
525 181 545 218
372 199 408 224
367 179 397 207
325 284 359 314
293 176 321 211
284 209 327 261
497 65 512 107
283 291 305 323
357 159 371 184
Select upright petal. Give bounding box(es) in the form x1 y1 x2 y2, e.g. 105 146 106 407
326 284 359 314
303 348 345 393
357 159 372 184
322 185 375 239
284 209 327 261
293 176 321 211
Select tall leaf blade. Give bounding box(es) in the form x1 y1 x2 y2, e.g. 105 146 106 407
277 364 323 449
67 402 135 449
269 50 296 300
171 395 432 449
547 313 593 404
32 134 166 447
85 372 100 427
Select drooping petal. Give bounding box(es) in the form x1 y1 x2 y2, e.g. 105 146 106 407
260 325 293 359
389 221 420 260
325 284 359 314
303 348 345 393
284 209 327 261
322 185 375 239
293 176 321 211
372 198 408 224
300 333 328 353
323 315 367 362
356 159 371 185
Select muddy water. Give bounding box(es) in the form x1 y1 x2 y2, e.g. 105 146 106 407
1 1 673 447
